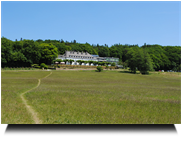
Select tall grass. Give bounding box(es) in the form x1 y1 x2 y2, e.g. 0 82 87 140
1 70 181 124
1 71 52 124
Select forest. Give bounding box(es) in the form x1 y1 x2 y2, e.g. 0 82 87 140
1 37 181 72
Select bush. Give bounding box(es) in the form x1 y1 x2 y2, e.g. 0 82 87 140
140 71 149 75
31 64 39 67
58 65 60 68
111 63 116 66
105 65 109 70
34 66 40 69
115 66 119 69
40 63 46 68
44 65 48 69
97 66 103 72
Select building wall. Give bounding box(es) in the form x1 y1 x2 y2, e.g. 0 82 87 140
104 57 119 64
56 51 119 65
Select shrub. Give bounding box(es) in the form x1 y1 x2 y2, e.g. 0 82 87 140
40 63 46 68
105 65 109 70
141 71 149 75
44 65 48 69
58 65 60 68
97 66 103 72
34 66 40 69
111 63 116 66
31 64 39 67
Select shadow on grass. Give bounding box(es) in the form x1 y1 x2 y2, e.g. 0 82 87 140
119 71 140 74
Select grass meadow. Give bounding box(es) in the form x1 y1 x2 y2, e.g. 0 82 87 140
1 70 181 124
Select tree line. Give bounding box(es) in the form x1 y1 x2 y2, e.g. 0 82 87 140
1 37 181 73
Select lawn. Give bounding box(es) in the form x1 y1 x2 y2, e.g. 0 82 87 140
1 70 181 124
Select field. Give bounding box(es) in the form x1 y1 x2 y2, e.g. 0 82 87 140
1 69 181 124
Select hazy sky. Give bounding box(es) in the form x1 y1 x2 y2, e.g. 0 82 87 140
1 1 181 47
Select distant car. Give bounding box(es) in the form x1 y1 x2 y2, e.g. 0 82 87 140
161 70 164 72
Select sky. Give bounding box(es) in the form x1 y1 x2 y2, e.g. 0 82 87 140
1 1 181 47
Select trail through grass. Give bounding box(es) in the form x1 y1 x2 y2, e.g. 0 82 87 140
1 70 181 124
19 72 52 124
1 71 52 124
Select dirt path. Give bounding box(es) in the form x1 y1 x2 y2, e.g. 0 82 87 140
20 72 52 124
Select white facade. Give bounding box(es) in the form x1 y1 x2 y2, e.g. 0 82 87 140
56 51 115 66
57 51 98 66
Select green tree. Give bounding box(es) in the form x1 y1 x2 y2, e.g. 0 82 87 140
101 62 106 66
22 40 42 65
61 39 64 43
121 61 128 69
126 48 139 73
98 62 103 66
76 60 84 65
84 60 88 65
109 45 123 60
177 64 181 71
171 62 177 71
36 39 43 43
1 37 13 67
163 46 181 70
126 48 153 74
105 62 111 66
63 59 69 65
39 43 58 65
88 60 94 66
138 49 153 74
56 59 63 63
93 61 98 66
98 46 110 57
68 59 74 65
10 51 28 67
